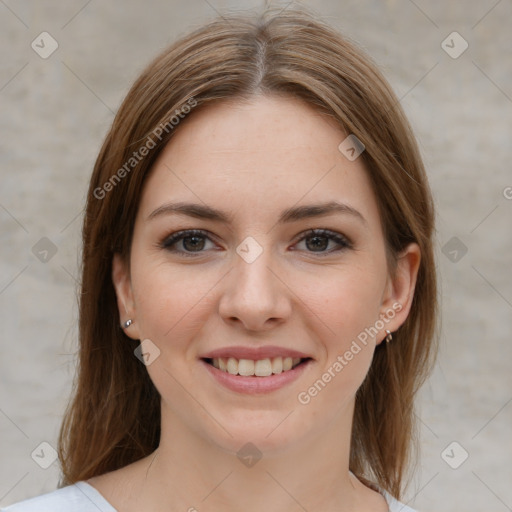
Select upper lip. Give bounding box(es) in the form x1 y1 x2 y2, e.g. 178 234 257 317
200 345 313 361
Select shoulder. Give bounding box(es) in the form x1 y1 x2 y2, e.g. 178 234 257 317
381 489 420 512
0 481 117 512
348 471 421 512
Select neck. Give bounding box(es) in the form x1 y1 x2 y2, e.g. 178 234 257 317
128 400 369 512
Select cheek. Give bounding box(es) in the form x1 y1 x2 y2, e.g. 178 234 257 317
130 257 217 346
299 260 386 392
305 260 386 339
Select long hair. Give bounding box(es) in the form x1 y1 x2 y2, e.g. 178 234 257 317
57 5 439 500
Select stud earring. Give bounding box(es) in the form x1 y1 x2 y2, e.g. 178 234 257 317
385 329 393 343
122 319 133 329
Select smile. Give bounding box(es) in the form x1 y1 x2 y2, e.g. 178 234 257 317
204 356 307 377
201 356 313 394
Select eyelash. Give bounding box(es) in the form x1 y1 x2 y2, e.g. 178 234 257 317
159 228 353 258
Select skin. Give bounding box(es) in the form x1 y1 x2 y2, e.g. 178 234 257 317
88 94 420 512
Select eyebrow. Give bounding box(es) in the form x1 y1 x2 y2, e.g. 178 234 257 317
147 200 367 226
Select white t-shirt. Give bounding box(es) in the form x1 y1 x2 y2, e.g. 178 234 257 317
0 481 419 511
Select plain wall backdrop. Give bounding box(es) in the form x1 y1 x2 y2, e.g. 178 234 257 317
1 1 511 511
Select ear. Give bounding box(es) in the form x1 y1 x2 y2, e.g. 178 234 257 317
376 242 421 345
112 253 140 340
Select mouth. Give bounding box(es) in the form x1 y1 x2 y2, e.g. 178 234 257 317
201 356 312 377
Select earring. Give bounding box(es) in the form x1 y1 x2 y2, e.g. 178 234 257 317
122 319 133 329
385 329 393 343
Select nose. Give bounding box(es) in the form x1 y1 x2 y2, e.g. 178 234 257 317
218 244 292 332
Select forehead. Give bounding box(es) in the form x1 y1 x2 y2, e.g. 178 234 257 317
139 95 382 234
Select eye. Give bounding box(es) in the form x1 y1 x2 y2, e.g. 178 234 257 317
292 228 353 255
160 229 217 257
160 228 353 258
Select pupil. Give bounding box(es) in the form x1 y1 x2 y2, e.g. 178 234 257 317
307 236 327 251
184 236 204 251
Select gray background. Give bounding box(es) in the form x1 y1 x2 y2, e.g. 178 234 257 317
1 1 511 511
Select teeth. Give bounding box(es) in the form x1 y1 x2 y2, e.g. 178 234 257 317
255 359 273 377
238 359 255 376
227 357 238 375
272 356 283 374
210 356 304 376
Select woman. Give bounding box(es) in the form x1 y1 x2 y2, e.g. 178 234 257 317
2 5 438 512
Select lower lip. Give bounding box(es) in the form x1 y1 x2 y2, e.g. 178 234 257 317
200 359 312 394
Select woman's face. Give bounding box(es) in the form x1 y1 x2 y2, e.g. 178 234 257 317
113 94 419 455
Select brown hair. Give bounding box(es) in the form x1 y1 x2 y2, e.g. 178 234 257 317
57 5 439 500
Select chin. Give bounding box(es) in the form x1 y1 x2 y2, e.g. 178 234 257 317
201 410 309 458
